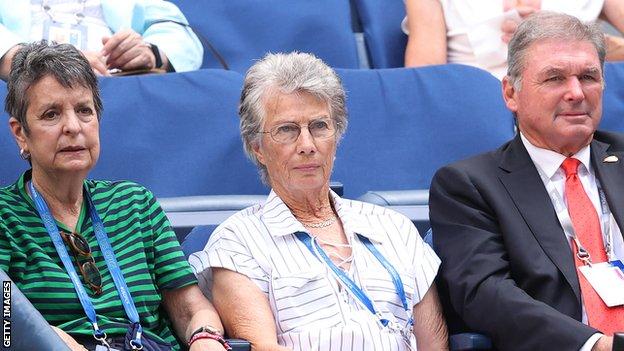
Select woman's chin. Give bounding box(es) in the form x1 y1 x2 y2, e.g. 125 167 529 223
293 179 329 193
50 160 95 175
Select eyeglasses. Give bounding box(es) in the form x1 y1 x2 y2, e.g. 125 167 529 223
60 231 102 295
260 118 339 144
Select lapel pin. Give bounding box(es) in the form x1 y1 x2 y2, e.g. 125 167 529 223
603 155 619 163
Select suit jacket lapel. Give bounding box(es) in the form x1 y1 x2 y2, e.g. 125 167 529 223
591 139 624 244
498 135 581 301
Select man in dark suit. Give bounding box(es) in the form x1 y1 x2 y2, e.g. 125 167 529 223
429 12 624 351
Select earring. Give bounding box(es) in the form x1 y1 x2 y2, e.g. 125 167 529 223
19 148 30 160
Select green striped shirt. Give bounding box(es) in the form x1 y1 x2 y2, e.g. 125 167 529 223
0 171 197 350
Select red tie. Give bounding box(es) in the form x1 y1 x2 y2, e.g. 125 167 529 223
561 157 624 335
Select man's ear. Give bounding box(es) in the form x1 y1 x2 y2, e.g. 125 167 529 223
9 117 28 152
502 76 519 113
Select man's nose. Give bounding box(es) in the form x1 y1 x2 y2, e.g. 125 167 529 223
563 77 585 102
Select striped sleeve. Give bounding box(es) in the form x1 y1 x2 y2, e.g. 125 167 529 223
0 222 10 273
202 223 270 294
144 188 197 290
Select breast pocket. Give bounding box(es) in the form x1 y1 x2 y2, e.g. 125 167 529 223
269 268 342 333
361 268 416 324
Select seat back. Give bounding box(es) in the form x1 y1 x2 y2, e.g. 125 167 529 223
601 62 624 133
334 65 515 197
94 70 266 197
160 194 266 243
358 190 430 234
353 0 407 68
170 0 360 72
182 224 219 258
0 82 26 187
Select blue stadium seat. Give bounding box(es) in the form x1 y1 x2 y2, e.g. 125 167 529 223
0 82 22 187
357 190 430 234
94 70 267 197
94 70 266 197
358 189 428 206
182 224 219 258
1 65 513 196
160 194 266 243
170 0 360 72
334 64 515 198
601 62 624 133
352 0 407 68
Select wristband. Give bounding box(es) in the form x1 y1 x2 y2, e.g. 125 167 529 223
614 332 624 351
148 43 163 69
188 331 232 350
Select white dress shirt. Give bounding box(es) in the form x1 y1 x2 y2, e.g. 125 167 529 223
189 190 441 350
521 133 624 351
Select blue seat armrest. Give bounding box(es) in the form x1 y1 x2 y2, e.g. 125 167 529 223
357 189 429 206
449 333 493 350
226 338 251 351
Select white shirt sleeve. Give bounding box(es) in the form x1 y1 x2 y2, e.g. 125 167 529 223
541 0 605 22
580 333 603 351
0 24 23 60
189 224 271 295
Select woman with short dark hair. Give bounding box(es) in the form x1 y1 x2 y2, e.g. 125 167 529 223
0 40 228 351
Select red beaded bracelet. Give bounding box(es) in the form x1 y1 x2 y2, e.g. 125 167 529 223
188 331 232 350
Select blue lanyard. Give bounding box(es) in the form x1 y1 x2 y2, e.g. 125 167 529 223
29 181 143 348
294 231 413 329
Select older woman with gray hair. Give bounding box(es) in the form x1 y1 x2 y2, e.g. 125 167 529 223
190 52 448 350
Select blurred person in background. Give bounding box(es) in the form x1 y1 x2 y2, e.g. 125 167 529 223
403 0 624 79
0 0 203 80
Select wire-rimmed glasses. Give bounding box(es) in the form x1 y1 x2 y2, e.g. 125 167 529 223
260 118 339 144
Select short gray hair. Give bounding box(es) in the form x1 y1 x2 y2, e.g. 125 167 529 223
5 40 103 134
507 11 606 90
239 52 348 183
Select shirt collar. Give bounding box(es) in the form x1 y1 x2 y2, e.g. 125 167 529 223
520 132 592 179
261 189 385 242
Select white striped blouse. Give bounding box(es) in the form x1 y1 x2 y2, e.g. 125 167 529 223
189 190 441 350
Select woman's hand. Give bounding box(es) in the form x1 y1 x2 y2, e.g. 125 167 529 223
81 50 110 76
501 0 541 43
606 34 624 61
51 326 88 351
162 284 227 351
